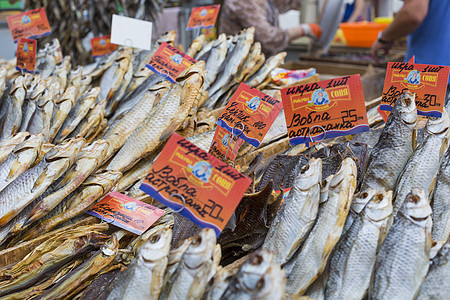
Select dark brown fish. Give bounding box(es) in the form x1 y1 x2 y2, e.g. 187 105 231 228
218 181 278 265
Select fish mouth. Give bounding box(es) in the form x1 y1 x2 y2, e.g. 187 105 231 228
410 216 428 222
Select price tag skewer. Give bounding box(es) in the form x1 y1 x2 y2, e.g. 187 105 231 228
224 122 245 165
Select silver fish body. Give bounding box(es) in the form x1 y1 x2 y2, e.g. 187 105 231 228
204 28 254 109
0 138 85 226
165 228 217 300
393 110 450 215
361 91 417 192
416 241 450 299
54 87 99 143
0 76 26 138
220 249 286 300
325 191 393 300
107 228 172 300
203 34 228 90
284 158 357 295
430 146 450 256
371 188 432 300
0 133 44 193
263 158 322 266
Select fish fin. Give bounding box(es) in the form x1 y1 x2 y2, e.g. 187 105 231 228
0 210 17 226
159 121 180 142
412 128 417 150
428 175 437 196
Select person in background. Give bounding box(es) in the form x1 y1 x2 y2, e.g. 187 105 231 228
342 0 365 22
371 0 449 69
371 0 450 103
219 0 322 57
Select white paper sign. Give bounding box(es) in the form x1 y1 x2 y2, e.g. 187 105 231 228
111 15 152 50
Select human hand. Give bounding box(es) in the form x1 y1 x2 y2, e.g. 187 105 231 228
371 39 392 58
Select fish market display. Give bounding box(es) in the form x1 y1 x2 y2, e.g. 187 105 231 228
25 0 168 65
0 28 447 300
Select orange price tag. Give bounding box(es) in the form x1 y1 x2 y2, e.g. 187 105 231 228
186 5 220 30
87 192 165 235
274 187 292 211
377 105 389 123
216 83 283 147
7 8 51 41
91 35 118 58
146 42 197 83
140 133 251 236
380 57 450 118
281 74 369 146
16 38 36 73
209 125 244 162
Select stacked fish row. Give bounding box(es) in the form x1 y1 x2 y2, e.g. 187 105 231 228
0 27 447 299
0 26 288 285
25 0 167 65
255 91 449 299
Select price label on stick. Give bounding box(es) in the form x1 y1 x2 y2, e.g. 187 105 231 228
146 42 197 83
380 57 450 118
140 133 252 236
186 5 221 30
209 125 244 162
281 74 370 146
16 38 36 74
216 83 283 147
110 14 152 50
7 8 51 41
91 35 118 58
87 192 166 235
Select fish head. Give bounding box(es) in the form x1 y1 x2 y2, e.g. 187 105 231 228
13 133 45 155
183 228 216 269
140 227 172 262
81 87 101 102
400 188 432 228
84 171 122 194
80 75 92 86
351 188 377 214
393 91 417 127
329 157 357 190
56 86 77 105
10 75 26 94
295 157 322 190
0 131 30 148
69 65 83 79
237 248 273 291
30 80 47 100
177 61 206 88
366 190 393 223
46 137 85 164
48 38 61 52
425 108 450 137
80 140 110 161
101 234 119 257
320 175 334 204
158 30 176 45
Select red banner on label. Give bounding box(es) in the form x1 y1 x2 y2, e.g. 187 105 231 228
16 38 36 73
377 105 389 123
91 35 118 58
216 83 283 147
87 192 165 235
146 42 197 83
209 125 244 162
281 74 369 146
186 5 220 30
380 58 450 118
140 133 251 236
7 8 51 41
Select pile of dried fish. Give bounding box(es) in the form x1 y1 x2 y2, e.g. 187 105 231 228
0 28 448 299
25 0 167 65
